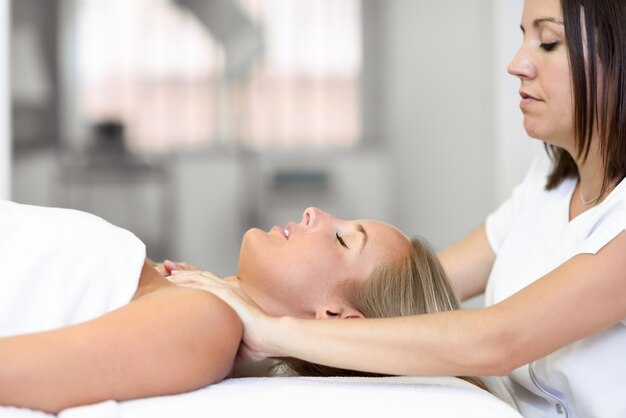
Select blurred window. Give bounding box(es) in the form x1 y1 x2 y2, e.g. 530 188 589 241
75 0 362 152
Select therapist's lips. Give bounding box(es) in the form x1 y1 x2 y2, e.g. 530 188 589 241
519 91 542 108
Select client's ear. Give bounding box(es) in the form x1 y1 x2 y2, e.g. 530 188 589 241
315 305 364 320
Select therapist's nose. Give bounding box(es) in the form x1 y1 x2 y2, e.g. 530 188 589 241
508 42 536 81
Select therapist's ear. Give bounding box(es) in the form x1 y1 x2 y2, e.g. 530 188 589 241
315 305 364 320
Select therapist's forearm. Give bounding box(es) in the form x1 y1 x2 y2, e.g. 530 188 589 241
267 308 507 377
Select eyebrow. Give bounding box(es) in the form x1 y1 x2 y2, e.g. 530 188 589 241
357 223 368 252
520 17 564 32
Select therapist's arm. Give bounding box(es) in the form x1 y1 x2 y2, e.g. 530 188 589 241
437 224 496 301
253 232 626 377
0 283 242 413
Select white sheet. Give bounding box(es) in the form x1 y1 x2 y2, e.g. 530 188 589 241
0 376 522 418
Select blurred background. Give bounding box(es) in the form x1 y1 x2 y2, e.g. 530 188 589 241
0 0 541 305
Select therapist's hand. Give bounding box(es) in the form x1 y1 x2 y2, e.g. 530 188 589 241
152 259 198 276
167 271 276 362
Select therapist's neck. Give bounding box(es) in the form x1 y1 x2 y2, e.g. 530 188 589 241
574 139 609 200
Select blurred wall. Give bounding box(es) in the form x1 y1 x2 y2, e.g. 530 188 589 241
493 0 543 204
380 0 494 249
0 0 9 200
380 0 540 250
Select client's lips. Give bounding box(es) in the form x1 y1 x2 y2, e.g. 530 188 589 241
283 222 296 239
272 226 289 239
272 225 291 240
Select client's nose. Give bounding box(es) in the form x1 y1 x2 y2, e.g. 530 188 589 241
302 207 323 228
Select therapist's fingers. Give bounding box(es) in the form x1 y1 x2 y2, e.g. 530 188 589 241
168 270 222 283
163 260 199 275
167 271 227 293
169 272 265 328
163 260 177 274
169 269 216 277
237 343 267 363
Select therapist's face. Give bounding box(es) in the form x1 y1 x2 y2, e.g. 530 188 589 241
508 0 574 150
237 207 410 319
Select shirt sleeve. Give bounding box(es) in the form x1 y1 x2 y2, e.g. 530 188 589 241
577 200 626 255
586 203 626 328
485 155 551 255
573 187 626 326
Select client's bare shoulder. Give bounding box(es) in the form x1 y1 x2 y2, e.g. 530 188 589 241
128 260 243 383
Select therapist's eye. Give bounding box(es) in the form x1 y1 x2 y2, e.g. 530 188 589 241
540 41 559 52
336 233 350 250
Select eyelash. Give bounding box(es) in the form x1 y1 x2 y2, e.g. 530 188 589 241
336 233 349 249
540 42 559 52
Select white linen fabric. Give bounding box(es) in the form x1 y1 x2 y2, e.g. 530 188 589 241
0 376 523 418
485 154 626 418
0 200 145 337
0 407 52 418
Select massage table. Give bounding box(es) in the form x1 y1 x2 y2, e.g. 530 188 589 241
0 375 522 418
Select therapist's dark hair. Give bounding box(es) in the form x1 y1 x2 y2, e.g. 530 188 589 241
545 0 626 192
278 239 488 392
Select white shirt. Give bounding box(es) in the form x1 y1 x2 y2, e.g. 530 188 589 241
485 155 626 418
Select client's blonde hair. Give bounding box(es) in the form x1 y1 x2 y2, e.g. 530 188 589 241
279 238 487 391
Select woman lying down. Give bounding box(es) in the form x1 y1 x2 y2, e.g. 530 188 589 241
0 200 485 413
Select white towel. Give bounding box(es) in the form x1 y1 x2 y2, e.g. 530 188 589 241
0 200 145 336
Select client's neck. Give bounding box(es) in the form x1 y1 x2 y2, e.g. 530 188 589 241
230 276 293 318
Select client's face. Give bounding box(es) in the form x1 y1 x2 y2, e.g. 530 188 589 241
237 207 410 319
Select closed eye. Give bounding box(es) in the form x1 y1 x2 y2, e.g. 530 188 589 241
540 42 559 52
336 233 350 249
